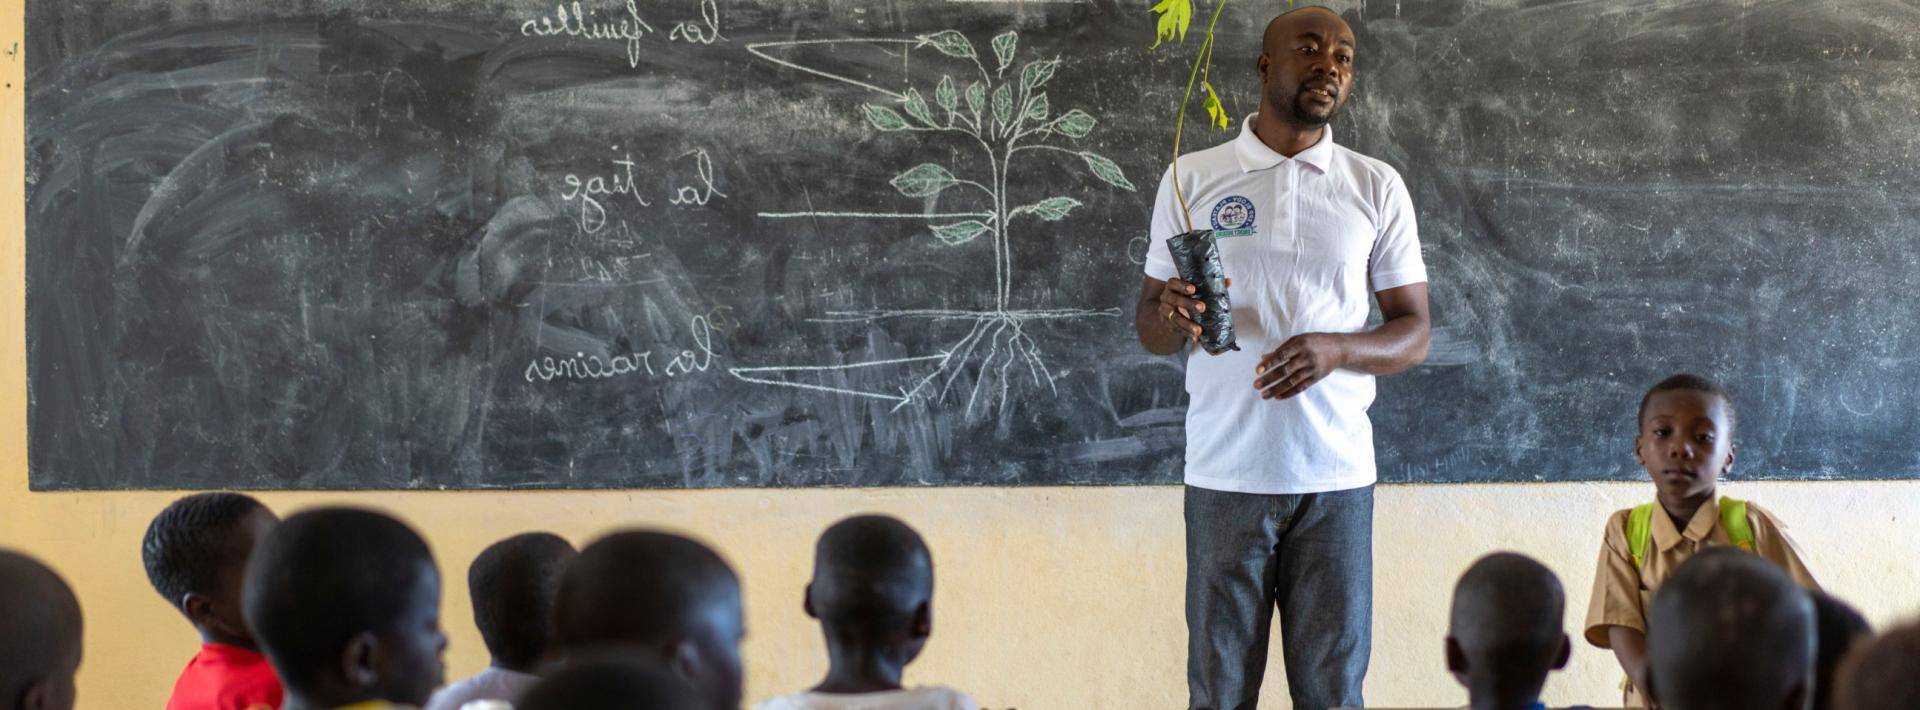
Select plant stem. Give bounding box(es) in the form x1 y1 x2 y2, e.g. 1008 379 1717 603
1170 0 1234 233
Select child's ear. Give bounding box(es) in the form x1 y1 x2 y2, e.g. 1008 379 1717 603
1632 433 1646 468
802 583 817 620
1552 634 1571 671
1444 637 1468 674
667 637 703 684
1723 444 1738 477
181 592 215 627
341 631 381 689
911 601 932 640
20 677 53 710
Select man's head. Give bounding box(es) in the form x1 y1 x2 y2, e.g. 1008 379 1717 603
553 530 743 710
518 655 704 710
805 515 935 665
1811 593 1872 710
0 550 83 710
469 532 577 672
242 507 446 708
141 492 278 647
1445 552 1569 710
1645 547 1814 710
1833 621 1920 710
1258 6 1357 127
1636 374 1738 506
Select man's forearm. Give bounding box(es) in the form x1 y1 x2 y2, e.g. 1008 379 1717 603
1334 312 1429 375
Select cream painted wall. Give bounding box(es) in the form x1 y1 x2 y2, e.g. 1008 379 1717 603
4 5 1918 709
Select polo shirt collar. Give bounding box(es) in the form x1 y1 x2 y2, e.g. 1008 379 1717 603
1651 495 1722 553
1233 114 1336 173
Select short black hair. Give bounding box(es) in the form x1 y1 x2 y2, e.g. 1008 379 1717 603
1638 373 1737 431
142 492 269 611
811 515 933 632
552 530 738 655
243 507 436 693
0 549 83 705
1646 547 1814 709
518 655 703 710
470 532 577 670
1812 593 1873 710
1835 621 1920 710
1449 552 1564 654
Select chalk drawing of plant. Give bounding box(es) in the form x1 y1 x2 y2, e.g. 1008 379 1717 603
733 30 1135 419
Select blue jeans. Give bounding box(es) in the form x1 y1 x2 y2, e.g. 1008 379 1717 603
1185 484 1373 710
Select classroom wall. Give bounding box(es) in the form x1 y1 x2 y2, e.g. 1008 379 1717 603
5 7 1918 709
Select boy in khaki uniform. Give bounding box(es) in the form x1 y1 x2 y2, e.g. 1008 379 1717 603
1584 374 1819 708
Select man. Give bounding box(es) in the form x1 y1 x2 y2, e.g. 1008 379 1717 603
1136 6 1431 709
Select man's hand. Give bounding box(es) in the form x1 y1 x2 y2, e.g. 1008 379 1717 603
1135 276 1230 356
1254 333 1348 399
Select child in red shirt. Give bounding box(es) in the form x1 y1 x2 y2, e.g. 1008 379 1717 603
142 493 284 710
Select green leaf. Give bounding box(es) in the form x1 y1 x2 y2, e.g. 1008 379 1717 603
1024 94 1049 122
1020 59 1060 91
991 84 1013 127
889 163 959 197
936 76 958 112
1012 196 1082 221
862 104 910 131
1079 152 1135 191
965 81 986 117
992 32 1018 73
904 88 935 126
917 30 976 59
1149 0 1193 49
930 220 993 245
1051 109 1096 138
1202 81 1230 130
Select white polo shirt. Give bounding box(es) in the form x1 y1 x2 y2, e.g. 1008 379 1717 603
1144 116 1426 495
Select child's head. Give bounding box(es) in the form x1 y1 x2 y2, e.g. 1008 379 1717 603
553 530 743 710
469 532 577 672
1834 621 1920 710
1811 592 1872 710
518 656 704 710
805 515 935 665
1636 374 1738 504
141 492 278 646
1444 552 1569 710
242 507 446 708
0 550 83 710
1645 547 1813 710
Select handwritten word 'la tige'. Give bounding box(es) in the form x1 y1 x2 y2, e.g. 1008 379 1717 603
559 148 728 233
524 314 717 384
521 0 726 68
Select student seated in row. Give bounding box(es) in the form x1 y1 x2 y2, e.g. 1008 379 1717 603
244 507 448 710
1445 552 1587 710
143 492 284 710
552 529 745 710
1833 620 1920 710
1643 547 1815 710
1585 374 1819 707
757 515 976 710
425 532 577 710
518 656 704 710
0 549 83 710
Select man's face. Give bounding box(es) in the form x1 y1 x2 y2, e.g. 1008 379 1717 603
1258 10 1357 127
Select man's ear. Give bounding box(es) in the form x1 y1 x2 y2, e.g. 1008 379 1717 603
911 601 932 640
1552 634 1571 671
341 631 381 689
1444 637 1468 674
1257 53 1271 84
802 583 817 620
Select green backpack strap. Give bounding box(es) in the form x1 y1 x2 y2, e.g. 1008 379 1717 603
1720 496 1755 552
1628 503 1655 568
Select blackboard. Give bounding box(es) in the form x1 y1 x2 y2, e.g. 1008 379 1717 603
26 0 1920 489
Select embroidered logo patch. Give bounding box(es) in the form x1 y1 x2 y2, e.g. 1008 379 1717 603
1210 196 1257 237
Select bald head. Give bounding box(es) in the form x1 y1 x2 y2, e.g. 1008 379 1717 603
810 515 933 632
0 550 82 710
1262 5 1349 51
1645 548 1815 710
1446 553 1569 708
1833 621 1920 710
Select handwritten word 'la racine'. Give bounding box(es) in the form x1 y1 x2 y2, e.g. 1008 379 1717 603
559 148 727 233
521 0 725 68
524 314 717 384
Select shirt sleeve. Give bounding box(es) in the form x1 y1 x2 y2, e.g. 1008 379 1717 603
1143 165 1182 282
1750 503 1822 592
1368 169 1427 292
1584 509 1646 648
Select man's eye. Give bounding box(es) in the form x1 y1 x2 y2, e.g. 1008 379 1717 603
1299 46 1317 55
1338 54 1353 64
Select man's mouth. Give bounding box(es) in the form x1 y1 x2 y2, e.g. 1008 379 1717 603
1301 83 1339 102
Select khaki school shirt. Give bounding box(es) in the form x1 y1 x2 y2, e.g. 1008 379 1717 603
1584 496 1819 649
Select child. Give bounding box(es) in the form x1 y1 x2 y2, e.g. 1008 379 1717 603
1445 552 1582 710
243 508 447 710
143 492 284 710
517 656 704 710
425 533 577 710
552 530 744 710
1811 592 1872 710
0 549 84 710
1833 620 1920 710
1643 548 1816 710
755 515 977 710
1584 373 1819 707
